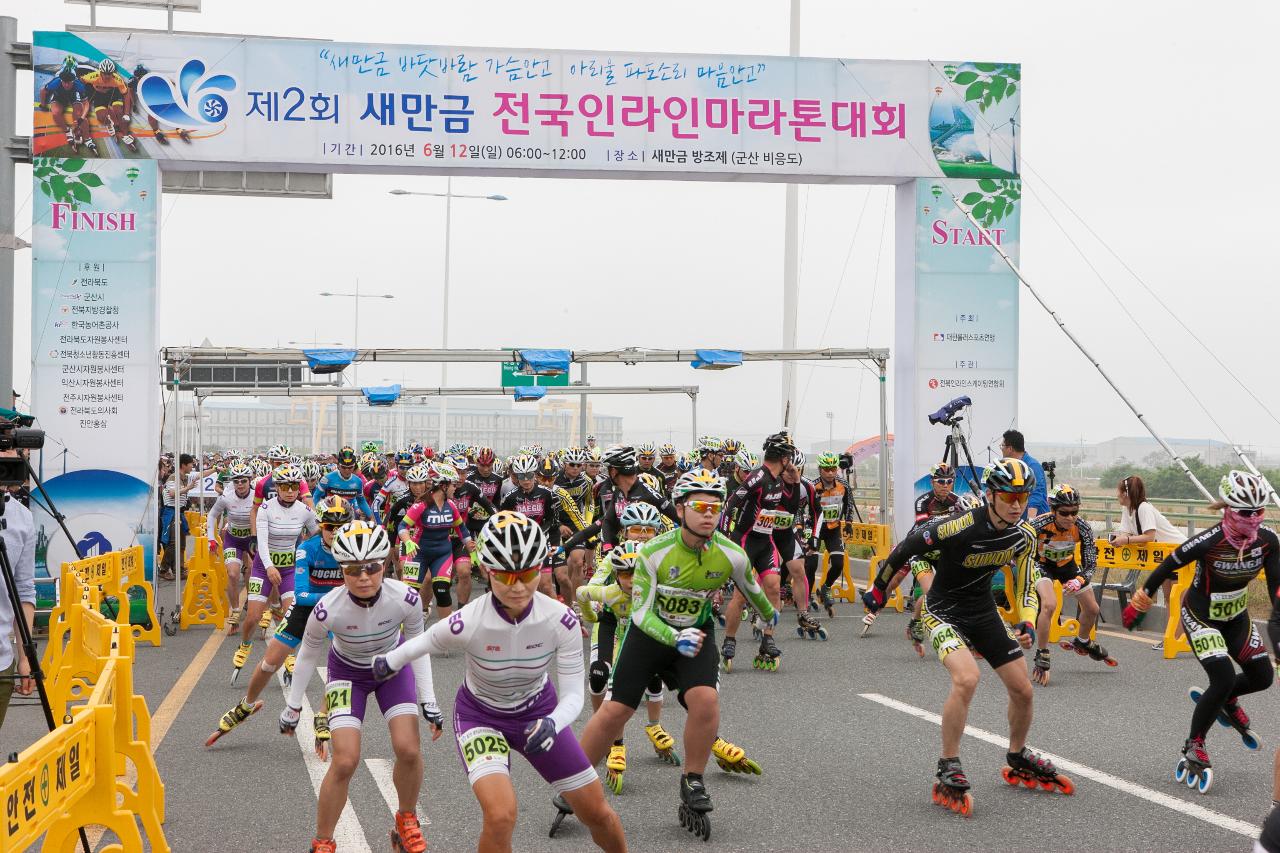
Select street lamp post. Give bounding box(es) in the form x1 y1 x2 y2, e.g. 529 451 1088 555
826 411 834 450
288 339 343 452
389 183 508 450
318 286 395 449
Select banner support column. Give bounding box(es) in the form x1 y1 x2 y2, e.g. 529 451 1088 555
878 357 889 523
0 16 17 407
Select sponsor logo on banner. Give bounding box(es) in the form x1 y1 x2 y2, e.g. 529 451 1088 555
137 59 238 127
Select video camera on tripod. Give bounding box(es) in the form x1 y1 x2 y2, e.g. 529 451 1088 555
928 396 971 427
928 396 982 495
0 418 45 487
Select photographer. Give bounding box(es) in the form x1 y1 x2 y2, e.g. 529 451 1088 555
999 430 1049 519
0 444 36 731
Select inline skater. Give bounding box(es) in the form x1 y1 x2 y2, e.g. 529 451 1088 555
123 63 189 145
717 439 741 479
576 470 776 840
868 462 963 635
37 67 94 153
206 461 256 633
576 508 681 792
637 442 659 477
251 444 313 530
450 456 498 607
696 436 724 475
863 458 1072 815
376 450 415 518
720 431 795 671
78 58 136 151
280 521 438 853
563 446 678 560
207 496 352 750
313 446 373 520
585 446 606 489
656 443 681 493
540 456 590 604
808 452 856 617
398 462 471 619
374 512 627 852
558 447 598 596
1029 484 1111 685
774 450 825 640
231 463 318 682
499 455 563 597
1123 471 1278 793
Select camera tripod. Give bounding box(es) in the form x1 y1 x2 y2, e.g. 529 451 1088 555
936 415 984 496
0 495 92 853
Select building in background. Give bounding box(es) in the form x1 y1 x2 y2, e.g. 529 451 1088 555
174 397 622 455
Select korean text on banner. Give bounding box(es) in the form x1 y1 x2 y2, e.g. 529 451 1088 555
30 158 160 578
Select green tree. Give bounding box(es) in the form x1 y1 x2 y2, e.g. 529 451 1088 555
33 157 101 209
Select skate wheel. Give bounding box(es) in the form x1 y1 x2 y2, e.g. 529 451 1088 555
742 758 762 775
1104 658 1118 667
722 659 733 673
1174 758 1188 784
957 792 973 816
1054 774 1075 795
796 627 805 639
1058 641 1074 652
1243 732 1260 751
1022 775 1037 788
1196 767 1213 793
1000 766 1017 785
818 629 828 641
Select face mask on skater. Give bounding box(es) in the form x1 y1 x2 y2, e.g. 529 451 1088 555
1221 507 1264 552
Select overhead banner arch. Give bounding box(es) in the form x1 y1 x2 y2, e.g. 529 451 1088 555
29 29 1022 558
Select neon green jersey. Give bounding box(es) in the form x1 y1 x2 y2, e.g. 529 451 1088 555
632 528 775 647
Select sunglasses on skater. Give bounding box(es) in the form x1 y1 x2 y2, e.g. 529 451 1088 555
1235 507 1265 518
933 478 955 485
685 500 723 514
489 567 541 586
992 491 1029 505
1056 509 1079 517
341 562 384 577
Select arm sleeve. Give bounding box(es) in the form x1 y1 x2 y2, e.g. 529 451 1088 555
630 550 678 646
399 596 436 706
255 504 272 560
549 610 586 732
1142 532 1203 595
880 522 940 587
206 495 227 533
312 476 328 501
353 491 372 519
385 614 464 671
563 521 602 551
285 604 331 709
726 474 763 542
1077 519 1097 583
1013 528 1038 624
574 584 603 623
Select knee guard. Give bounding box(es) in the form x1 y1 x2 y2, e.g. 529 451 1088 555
589 659 611 695
645 674 664 703
432 578 452 608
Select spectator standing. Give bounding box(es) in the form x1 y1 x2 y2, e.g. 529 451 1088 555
1000 430 1049 519
0 456 36 732
1112 474 1187 649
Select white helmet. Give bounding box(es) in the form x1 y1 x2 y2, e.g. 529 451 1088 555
510 454 538 476
272 463 304 484
405 463 432 483
620 501 663 531
637 441 657 456
956 493 983 512
735 448 757 471
475 511 548 572
672 469 727 502
227 461 254 480
301 460 322 480
331 521 391 563
98 57 116 74
268 443 291 461
1218 470 1269 510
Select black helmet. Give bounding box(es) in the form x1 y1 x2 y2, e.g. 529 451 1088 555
538 456 559 480
983 458 1036 494
133 63 149 77
315 496 355 526
602 444 638 474
1049 484 1080 508
761 431 795 460
336 446 357 466
59 68 76 82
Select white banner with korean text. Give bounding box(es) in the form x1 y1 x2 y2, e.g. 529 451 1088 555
34 30 1020 182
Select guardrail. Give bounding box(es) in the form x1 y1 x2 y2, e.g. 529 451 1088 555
2 556 169 851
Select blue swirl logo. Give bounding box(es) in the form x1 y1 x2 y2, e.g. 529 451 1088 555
137 59 237 127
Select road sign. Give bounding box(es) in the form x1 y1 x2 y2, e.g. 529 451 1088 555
500 362 569 388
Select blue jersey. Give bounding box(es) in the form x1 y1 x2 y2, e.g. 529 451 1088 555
313 471 372 518
41 77 88 105
293 536 342 607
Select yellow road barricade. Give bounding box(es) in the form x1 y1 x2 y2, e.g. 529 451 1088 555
6 561 169 851
820 522 901 611
1094 541 1190 659
180 535 229 630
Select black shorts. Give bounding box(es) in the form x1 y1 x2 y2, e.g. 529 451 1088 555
742 533 778 576
773 530 802 563
274 601 315 648
920 596 1022 668
607 621 717 709
1036 561 1081 585
90 89 122 109
451 539 471 561
1181 591 1268 666
817 526 844 554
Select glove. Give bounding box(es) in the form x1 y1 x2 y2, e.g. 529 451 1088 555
675 627 704 658
400 539 419 558
861 587 886 614
420 701 444 731
523 716 557 755
1063 577 1084 594
372 655 396 683
554 546 566 562
279 704 302 735
1015 621 1035 648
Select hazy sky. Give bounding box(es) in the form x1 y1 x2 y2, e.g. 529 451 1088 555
9 0 1280 457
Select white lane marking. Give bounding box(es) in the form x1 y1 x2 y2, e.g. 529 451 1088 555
859 692 1260 840
364 758 432 826
280 665 373 852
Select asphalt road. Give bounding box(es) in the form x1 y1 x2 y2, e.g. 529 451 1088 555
7 593 1273 853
